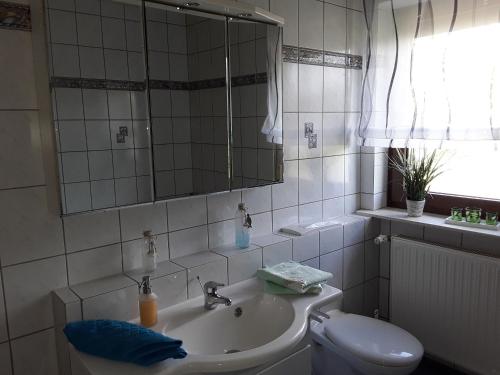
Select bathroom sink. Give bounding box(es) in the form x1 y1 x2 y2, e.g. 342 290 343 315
70 278 342 375
161 293 294 355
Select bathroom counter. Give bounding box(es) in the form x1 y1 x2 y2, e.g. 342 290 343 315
70 278 342 375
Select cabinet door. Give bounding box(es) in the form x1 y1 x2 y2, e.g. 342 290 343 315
228 19 284 191
256 345 311 375
145 3 230 199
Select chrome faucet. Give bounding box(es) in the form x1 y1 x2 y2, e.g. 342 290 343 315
203 281 232 310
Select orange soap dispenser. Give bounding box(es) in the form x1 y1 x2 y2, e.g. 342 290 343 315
139 276 158 327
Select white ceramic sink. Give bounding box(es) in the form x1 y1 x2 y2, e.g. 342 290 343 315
71 278 342 375
162 293 294 355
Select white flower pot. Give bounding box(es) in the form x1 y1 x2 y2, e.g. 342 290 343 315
406 199 425 217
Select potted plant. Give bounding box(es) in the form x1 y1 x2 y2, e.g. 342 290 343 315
389 148 445 217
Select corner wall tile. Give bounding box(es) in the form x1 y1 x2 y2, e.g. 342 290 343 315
272 205 299 232
424 225 462 248
262 240 293 267
120 203 168 241
0 186 64 266
323 155 344 199
299 201 323 225
0 274 7 343
67 244 123 285
169 225 209 259
299 158 322 204
168 196 207 231
0 21 37 109
319 225 343 255
3 256 67 338
299 65 323 113
320 249 343 289
342 283 363 314
283 62 298 112
0 342 12 375
207 191 241 223
298 0 323 50
343 242 364 289
272 160 298 210
242 186 271 215
379 277 389 319
364 240 379 281
11 329 59 375
323 197 345 219
0 115 43 188
461 232 500 257
64 210 120 252
82 285 138 321
324 3 346 53
151 271 187 310
271 0 298 46
390 220 424 240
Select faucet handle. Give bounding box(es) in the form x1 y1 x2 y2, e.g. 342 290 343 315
203 281 224 294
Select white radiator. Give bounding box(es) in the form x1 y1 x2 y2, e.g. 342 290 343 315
391 237 500 375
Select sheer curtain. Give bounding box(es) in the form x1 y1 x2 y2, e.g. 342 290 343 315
261 25 283 144
358 0 500 148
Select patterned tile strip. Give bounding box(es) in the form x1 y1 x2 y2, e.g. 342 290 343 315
299 47 324 66
51 77 147 91
0 1 31 31
50 73 269 91
283 45 362 70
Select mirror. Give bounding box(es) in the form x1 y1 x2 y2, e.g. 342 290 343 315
145 3 230 199
228 18 283 190
47 0 152 214
45 0 283 215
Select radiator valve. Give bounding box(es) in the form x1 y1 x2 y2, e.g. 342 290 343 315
374 234 390 245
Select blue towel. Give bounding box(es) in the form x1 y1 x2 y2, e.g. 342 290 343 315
64 320 187 366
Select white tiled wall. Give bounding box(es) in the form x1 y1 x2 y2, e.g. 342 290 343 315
0 0 380 374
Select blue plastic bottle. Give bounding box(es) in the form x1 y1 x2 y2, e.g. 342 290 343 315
235 203 252 248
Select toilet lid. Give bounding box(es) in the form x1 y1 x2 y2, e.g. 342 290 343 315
323 313 423 367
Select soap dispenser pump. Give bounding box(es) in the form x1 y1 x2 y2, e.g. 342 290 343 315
139 276 158 327
142 230 158 273
235 203 252 249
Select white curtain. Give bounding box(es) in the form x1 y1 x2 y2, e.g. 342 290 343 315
261 25 283 144
359 0 500 148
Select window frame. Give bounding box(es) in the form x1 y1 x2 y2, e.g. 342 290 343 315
387 148 500 216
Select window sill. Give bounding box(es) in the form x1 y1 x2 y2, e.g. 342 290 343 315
356 207 500 239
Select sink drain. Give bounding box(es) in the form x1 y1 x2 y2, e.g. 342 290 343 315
225 349 241 354
234 307 243 317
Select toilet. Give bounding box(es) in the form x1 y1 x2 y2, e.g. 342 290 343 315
310 310 423 375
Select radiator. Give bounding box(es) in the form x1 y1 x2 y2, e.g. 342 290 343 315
391 237 500 375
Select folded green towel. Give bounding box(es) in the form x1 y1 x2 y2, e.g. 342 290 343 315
257 261 332 294
264 280 323 295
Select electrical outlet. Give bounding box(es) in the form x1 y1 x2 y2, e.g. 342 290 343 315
116 134 126 143
308 133 317 149
304 122 314 137
119 126 128 136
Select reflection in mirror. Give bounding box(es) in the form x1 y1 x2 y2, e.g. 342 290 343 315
229 19 283 190
47 0 153 214
145 3 229 200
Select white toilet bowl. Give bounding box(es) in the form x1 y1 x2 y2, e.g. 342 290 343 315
310 310 423 375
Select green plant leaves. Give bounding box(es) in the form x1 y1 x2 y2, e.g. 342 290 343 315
389 149 445 201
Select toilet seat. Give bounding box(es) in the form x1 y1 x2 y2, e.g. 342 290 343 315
323 312 423 368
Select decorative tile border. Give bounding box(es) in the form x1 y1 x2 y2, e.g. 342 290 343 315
51 77 146 91
282 45 362 70
0 1 31 31
51 73 268 92
299 47 324 66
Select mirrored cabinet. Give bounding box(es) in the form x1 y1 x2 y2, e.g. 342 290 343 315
45 0 283 214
